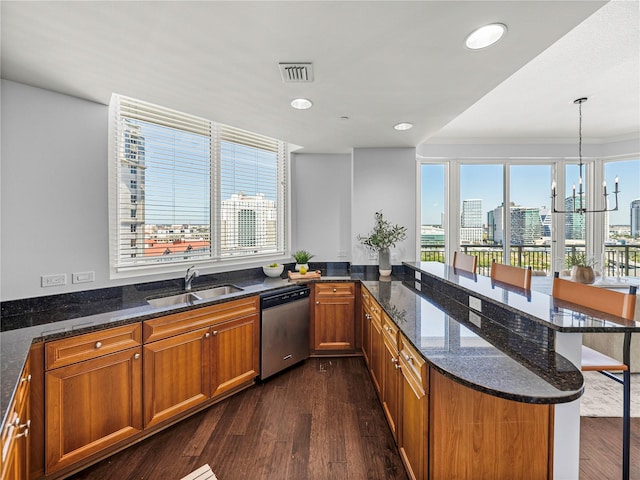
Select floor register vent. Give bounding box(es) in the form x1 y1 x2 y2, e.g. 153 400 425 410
279 62 314 82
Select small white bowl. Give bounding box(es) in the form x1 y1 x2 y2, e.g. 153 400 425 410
263 264 284 277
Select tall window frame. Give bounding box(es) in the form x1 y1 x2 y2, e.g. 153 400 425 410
109 95 289 277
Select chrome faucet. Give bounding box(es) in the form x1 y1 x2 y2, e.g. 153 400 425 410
185 266 200 291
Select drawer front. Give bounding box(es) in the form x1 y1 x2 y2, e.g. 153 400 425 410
399 335 427 394
143 296 259 343
381 314 399 352
369 299 382 328
361 286 373 309
315 282 355 298
46 323 142 370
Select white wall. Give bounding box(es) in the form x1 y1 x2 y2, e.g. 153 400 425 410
1 80 112 300
291 153 351 262
352 147 417 266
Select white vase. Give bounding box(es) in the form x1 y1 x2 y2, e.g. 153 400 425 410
378 248 392 276
295 263 309 272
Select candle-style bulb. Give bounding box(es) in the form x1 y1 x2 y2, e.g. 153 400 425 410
603 180 607 195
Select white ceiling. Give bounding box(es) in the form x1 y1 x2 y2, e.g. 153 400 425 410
2 1 638 153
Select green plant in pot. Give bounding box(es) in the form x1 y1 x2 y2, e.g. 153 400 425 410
566 251 596 284
293 250 314 271
358 211 407 276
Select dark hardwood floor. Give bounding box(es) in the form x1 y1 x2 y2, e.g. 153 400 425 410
69 357 407 480
68 357 638 480
580 416 640 480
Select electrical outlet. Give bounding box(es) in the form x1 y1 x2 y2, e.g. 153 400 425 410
469 311 482 328
468 295 482 312
72 271 95 284
42 274 67 287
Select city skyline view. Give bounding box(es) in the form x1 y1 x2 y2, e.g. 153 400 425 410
421 160 640 229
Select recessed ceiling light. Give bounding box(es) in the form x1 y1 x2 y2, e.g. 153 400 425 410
291 98 313 110
394 122 413 131
465 23 507 50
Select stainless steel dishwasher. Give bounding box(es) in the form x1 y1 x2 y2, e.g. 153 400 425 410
260 285 310 380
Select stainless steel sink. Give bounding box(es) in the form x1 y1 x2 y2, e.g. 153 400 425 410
147 292 200 308
147 284 243 307
194 285 243 299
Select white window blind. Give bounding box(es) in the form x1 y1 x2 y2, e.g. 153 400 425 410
111 94 287 271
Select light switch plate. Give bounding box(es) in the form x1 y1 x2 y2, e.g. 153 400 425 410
469 311 482 328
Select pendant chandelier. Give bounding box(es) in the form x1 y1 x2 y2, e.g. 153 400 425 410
551 97 619 214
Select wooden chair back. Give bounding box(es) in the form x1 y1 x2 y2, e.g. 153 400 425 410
490 261 532 290
452 251 477 274
551 273 637 320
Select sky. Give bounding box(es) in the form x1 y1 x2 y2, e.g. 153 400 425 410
421 160 639 226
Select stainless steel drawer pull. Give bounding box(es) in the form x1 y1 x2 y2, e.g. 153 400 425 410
19 420 31 430
16 428 29 439
20 374 32 383
333 288 337 292
95 341 102 349
365 314 372 320
134 353 141 360
402 352 413 363
213 330 218 336
205 332 210 338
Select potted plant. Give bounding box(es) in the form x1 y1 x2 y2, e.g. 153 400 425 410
358 211 407 276
565 251 596 284
293 250 314 271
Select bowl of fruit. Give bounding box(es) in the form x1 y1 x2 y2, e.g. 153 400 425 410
263 263 284 278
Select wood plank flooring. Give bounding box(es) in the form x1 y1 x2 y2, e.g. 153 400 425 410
580 416 640 480
69 357 407 480
67 356 638 480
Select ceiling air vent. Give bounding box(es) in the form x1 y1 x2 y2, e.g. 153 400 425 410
279 63 314 83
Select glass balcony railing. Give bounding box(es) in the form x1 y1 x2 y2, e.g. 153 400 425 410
420 244 640 278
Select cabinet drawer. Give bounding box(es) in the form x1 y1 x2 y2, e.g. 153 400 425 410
382 314 399 352
315 282 355 298
143 296 259 343
45 323 142 370
361 287 373 309
399 335 427 395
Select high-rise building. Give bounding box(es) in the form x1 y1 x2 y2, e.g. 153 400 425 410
564 195 586 240
631 199 640 237
120 121 146 259
221 193 277 254
461 199 483 243
487 204 543 245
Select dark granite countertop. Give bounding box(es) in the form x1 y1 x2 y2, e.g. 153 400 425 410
404 262 640 332
362 279 583 404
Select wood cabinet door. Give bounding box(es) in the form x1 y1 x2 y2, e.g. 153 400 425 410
313 297 355 350
143 328 211 428
369 310 383 396
211 313 259 398
45 347 142 474
1 380 29 480
362 304 372 366
382 335 400 441
399 366 427 480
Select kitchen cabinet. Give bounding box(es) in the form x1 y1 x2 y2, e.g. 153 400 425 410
361 287 372 366
369 301 383 396
143 327 211 427
1 355 31 480
142 296 259 427
45 323 143 474
381 313 400 440
312 283 355 351
398 334 428 480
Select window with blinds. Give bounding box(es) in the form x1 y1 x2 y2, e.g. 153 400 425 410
111 95 287 271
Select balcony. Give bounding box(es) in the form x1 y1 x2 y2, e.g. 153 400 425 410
420 243 640 277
